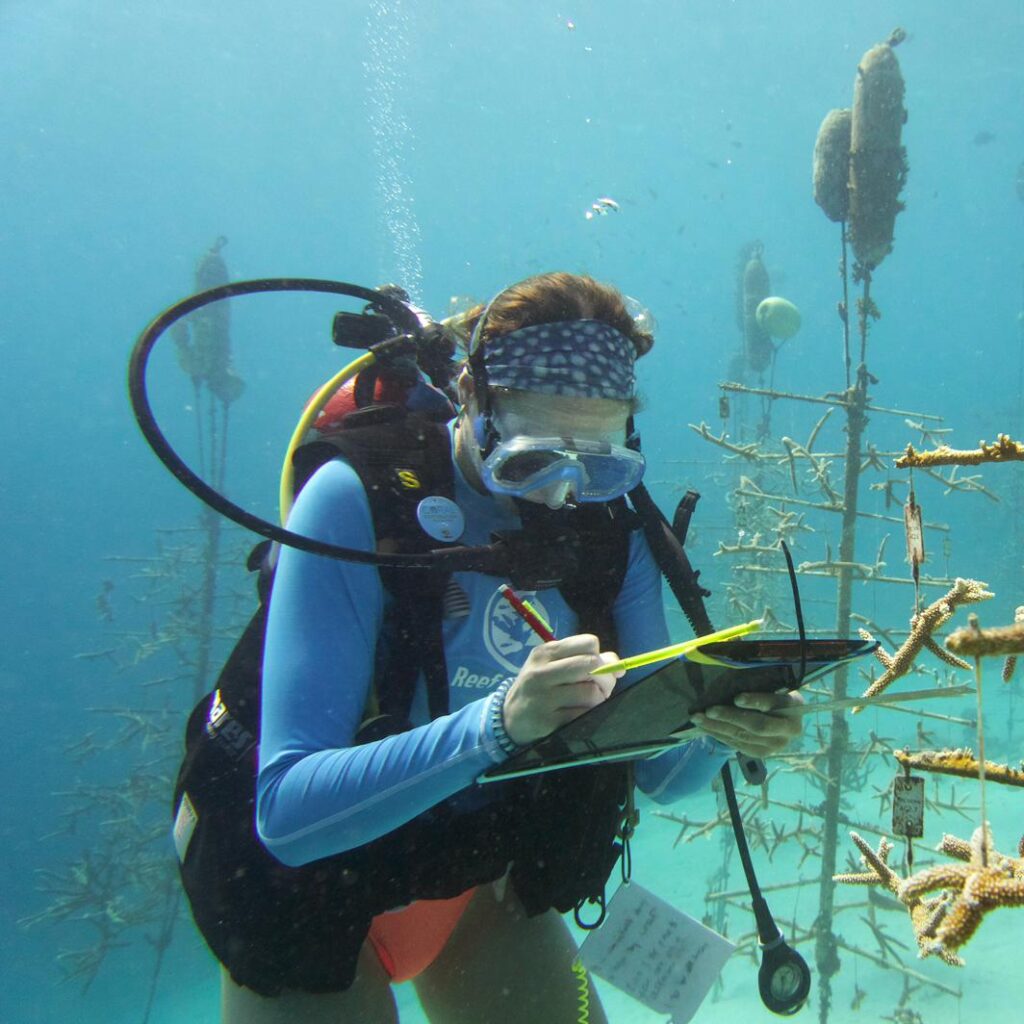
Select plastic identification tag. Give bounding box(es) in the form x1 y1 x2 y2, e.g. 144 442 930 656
892 774 925 838
578 882 735 1023
173 791 198 863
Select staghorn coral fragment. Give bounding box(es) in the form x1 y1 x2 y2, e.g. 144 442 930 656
835 832 900 893
932 867 1024 952
834 831 962 965
855 578 992 707
831 870 885 886
946 618 1024 659
896 433 1024 469
922 636 971 670
838 825 1024 964
938 833 973 861
1001 607 1024 681
898 863 970 903
916 894 953 945
894 748 1024 788
688 421 762 460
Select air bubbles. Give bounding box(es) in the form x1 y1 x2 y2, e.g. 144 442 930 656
364 1 423 302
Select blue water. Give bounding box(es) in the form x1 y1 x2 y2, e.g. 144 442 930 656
2 1 1023 1021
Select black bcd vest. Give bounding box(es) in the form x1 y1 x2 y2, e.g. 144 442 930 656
173 407 640 994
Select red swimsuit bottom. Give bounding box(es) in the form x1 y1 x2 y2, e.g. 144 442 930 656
367 886 478 983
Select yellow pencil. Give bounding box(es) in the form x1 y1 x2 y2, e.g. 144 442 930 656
520 598 553 636
592 619 763 675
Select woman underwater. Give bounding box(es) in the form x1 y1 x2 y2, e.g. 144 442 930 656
227 272 802 1023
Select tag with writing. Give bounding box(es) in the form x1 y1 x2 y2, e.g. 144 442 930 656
892 774 925 838
173 791 198 863
579 882 735 1023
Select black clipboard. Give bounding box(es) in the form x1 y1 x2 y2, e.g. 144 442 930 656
479 637 878 783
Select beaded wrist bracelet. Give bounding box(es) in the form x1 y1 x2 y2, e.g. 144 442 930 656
489 678 521 757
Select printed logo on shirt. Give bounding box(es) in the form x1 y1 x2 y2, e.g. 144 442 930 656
396 469 421 489
482 587 553 675
450 666 507 690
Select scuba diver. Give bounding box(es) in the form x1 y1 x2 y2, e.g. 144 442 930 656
152 272 804 1023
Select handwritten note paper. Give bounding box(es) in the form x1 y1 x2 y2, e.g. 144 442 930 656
579 882 735 1023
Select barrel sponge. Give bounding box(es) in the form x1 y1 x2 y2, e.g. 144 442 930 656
848 41 908 269
813 108 852 222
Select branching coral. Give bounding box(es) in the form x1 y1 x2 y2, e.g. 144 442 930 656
836 826 1024 964
833 832 962 966
896 433 1024 469
903 826 1024 957
856 578 992 706
1002 606 1024 681
945 614 1024 660
893 748 1024 789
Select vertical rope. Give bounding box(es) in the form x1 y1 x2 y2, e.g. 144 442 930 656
973 653 989 867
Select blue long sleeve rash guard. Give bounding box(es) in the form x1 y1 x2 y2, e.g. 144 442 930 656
257 436 730 867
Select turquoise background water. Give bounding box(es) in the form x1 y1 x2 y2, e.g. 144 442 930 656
2 2 1023 1021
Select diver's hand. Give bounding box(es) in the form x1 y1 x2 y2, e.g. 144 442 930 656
502 634 624 747
689 690 804 759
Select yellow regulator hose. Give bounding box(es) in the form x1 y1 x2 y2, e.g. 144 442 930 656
278 351 377 524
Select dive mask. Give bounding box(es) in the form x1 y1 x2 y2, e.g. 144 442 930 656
481 434 646 504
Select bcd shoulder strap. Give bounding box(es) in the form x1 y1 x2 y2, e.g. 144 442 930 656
293 406 455 550
302 408 458 726
628 482 713 636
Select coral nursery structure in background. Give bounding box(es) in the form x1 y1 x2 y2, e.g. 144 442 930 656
678 28 1024 1023
21 241 247 1020
834 436 1024 974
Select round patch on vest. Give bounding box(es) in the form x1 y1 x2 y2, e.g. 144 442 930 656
416 496 465 542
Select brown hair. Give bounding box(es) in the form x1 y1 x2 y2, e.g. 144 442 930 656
462 272 654 359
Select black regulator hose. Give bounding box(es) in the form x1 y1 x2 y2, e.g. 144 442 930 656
128 278 493 569
719 540 811 1016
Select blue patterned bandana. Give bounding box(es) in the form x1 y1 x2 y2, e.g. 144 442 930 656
482 320 635 400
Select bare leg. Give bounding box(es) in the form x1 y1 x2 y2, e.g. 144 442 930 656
413 882 608 1024
220 942 398 1024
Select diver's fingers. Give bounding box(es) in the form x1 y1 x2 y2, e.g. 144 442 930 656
688 716 773 757
538 651 622 689
690 703 801 757
528 634 601 665
548 678 614 712
695 704 800 738
505 635 625 746
734 690 805 713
